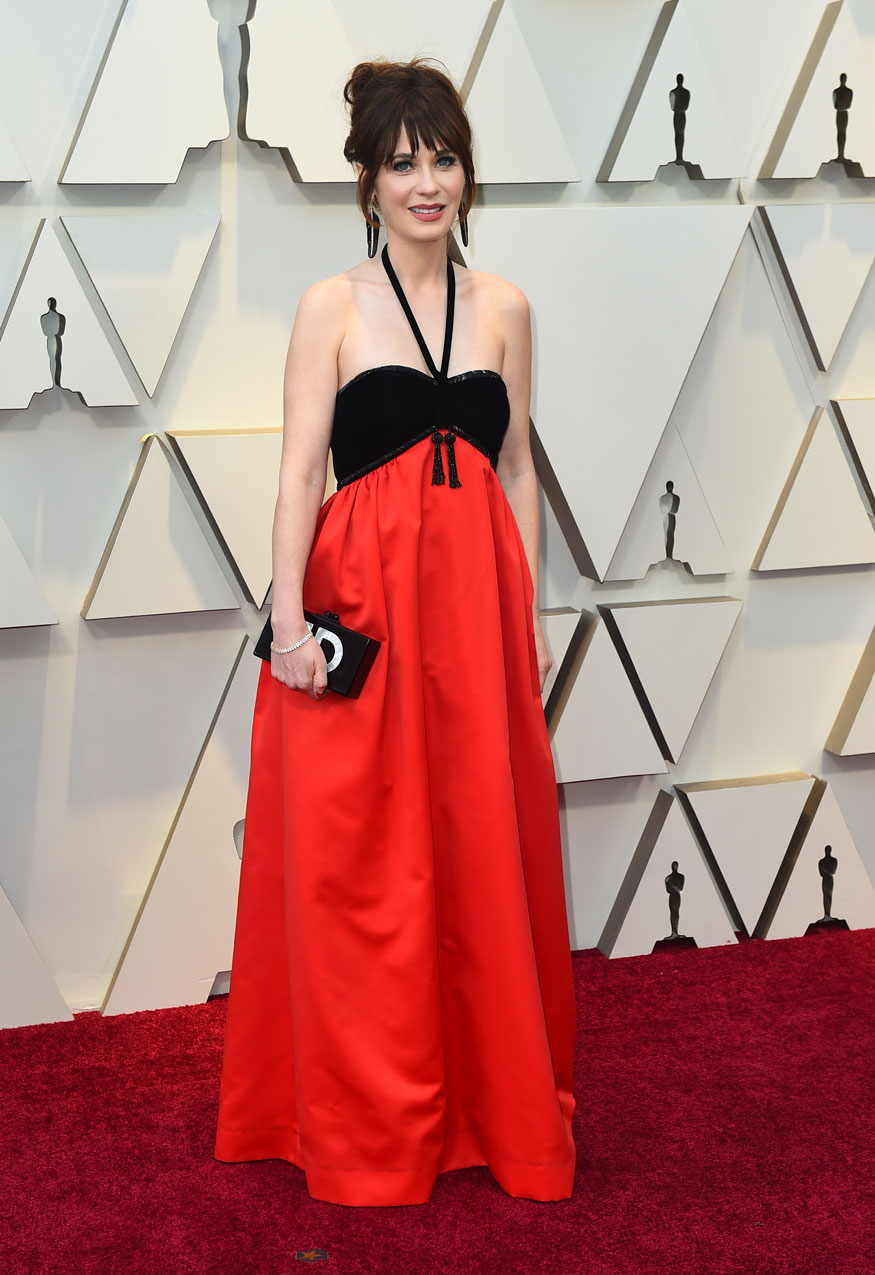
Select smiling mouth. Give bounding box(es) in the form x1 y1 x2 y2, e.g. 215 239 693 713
410 205 445 213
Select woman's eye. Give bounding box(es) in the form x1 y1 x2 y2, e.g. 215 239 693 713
390 156 457 173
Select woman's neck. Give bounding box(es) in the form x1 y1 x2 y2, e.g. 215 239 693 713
381 234 449 291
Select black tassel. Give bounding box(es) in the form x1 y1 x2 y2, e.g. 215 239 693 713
431 430 446 485
445 432 462 487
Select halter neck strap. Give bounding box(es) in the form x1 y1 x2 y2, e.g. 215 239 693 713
380 244 455 381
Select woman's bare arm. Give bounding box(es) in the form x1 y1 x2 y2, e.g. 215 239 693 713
269 277 348 698
493 280 551 693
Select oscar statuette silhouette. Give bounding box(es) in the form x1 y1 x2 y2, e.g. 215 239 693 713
653 860 698 951
665 74 704 180
804 845 850 934
820 73 863 177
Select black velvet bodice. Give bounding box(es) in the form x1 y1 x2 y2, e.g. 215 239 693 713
330 246 510 490
331 365 510 488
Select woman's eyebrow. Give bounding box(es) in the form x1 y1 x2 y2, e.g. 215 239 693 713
390 148 455 160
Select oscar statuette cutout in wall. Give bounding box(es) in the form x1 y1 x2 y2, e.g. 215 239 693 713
0 221 137 409
59 0 229 184
597 792 737 960
600 0 741 183
652 860 699 952
763 786 875 940
239 0 576 185
762 0 875 179
605 422 732 581
804 846 849 934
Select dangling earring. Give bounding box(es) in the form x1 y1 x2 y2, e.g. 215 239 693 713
459 211 469 248
366 204 380 258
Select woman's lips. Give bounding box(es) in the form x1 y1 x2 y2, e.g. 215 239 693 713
409 206 445 222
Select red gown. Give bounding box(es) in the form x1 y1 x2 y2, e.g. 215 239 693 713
214 247 577 1206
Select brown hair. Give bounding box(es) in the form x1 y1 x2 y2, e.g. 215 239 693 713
342 58 476 231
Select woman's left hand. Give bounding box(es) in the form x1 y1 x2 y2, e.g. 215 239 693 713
533 616 552 695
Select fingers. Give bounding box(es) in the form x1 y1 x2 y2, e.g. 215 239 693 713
270 648 330 700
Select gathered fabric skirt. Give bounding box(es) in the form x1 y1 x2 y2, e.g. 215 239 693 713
214 434 577 1206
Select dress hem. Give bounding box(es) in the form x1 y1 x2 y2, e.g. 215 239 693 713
213 1131 575 1207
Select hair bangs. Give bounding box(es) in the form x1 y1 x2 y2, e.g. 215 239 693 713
385 97 458 165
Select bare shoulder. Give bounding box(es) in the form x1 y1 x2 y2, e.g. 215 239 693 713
295 272 353 324
463 267 529 318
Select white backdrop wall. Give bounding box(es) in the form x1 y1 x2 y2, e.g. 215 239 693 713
1 0 874 1019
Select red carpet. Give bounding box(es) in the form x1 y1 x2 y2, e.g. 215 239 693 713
2 928 874 1275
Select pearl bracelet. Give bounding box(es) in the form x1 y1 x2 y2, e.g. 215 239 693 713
270 630 314 654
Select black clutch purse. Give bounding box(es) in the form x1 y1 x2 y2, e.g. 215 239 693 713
254 609 380 697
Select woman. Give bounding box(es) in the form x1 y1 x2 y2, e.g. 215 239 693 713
214 58 577 1208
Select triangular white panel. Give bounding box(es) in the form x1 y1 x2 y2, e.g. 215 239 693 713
678 774 818 934
825 627 875 756
763 205 875 370
538 608 580 705
766 2 875 179
82 435 239 620
61 214 219 396
0 511 57 628
766 785 875 940
0 885 71 1028
60 0 229 183
464 1 578 183
242 0 357 182
103 640 258 1014
607 1 742 182
0 117 29 182
337 0 487 73
466 206 752 579
606 422 732 580
752 409 875 571
167 429 283 607
603 795 738 959
0 220 137 409
241 0 573 185
602 597 743 764
549 614 667 784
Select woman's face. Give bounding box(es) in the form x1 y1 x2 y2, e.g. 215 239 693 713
367 126 465 246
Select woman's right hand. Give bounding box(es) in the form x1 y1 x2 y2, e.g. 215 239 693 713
270 632 329 700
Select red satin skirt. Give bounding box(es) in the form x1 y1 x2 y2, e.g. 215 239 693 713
214 435 577 1206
